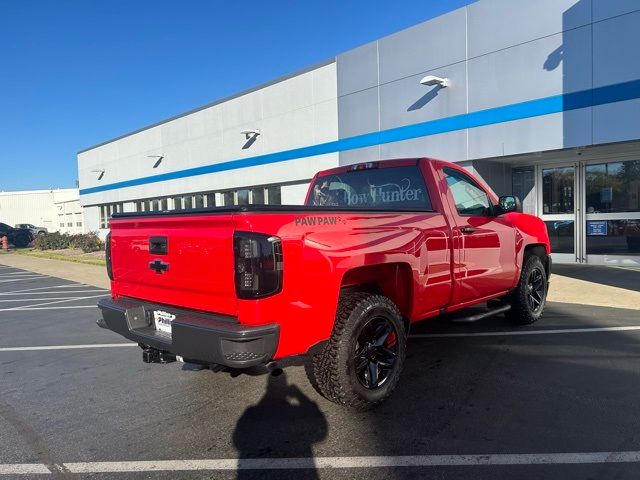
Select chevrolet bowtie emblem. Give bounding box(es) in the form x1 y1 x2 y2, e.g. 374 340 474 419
149 259 169 274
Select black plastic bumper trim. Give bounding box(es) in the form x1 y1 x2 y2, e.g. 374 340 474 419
97 297 279 368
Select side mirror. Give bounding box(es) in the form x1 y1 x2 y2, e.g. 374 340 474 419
497 195 522 215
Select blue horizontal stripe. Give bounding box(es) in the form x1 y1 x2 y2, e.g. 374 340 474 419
80 79 640 195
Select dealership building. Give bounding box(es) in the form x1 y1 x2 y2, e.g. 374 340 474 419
78 0 640 265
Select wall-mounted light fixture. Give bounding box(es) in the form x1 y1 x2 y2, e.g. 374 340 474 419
240 129 261 140
420 75 450 88
91 169 105 180
147 155 164 168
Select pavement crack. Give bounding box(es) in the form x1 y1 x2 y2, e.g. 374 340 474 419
0 395 71 478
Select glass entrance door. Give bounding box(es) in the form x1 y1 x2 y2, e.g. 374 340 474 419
539 163 582 263
583 159 640 265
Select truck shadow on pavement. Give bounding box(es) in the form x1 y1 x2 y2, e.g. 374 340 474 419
218 303 640 480
232 369 327 480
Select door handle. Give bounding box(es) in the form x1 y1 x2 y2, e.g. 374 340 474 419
460 226 476 234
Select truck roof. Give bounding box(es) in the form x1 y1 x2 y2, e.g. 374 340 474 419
313 157 455 178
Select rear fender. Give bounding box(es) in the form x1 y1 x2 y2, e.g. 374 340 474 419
340 263 413 320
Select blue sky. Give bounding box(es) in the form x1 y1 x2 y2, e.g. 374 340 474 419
0 0 473 191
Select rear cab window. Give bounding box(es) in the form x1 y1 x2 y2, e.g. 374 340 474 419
306 165 432 211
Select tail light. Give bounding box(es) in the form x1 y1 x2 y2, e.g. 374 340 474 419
234 232 283 299
105 232 113 280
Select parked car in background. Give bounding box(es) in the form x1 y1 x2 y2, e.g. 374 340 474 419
0 222 34 247
15 223 48 236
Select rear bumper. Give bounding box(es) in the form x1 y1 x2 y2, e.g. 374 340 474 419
97 297 279 368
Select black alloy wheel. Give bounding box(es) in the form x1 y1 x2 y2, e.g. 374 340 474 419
354 317 399 389
308 292 407 409
526 267 545 313
506 253 547 325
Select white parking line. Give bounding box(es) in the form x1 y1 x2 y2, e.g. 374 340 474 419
0 464 50 475
0 273 45 278
0 283 84 294
0 276 46 283
0 296 105 303
2 450 640 475
0 343 136 352
4 305 99 311
409 325 640 339
0 294 108 311
0 290 107 296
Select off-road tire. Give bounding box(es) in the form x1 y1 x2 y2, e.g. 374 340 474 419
506 254 547 325
308 292 406 410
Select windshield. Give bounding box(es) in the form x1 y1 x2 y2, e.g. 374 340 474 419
306 165 431 210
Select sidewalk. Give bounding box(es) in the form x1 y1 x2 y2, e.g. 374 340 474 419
547 264 640 310
0 252 110 289
0 253 638 309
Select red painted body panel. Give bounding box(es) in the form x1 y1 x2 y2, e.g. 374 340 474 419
108 158 550 361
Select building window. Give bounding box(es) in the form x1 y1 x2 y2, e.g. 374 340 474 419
99 203 124 228
76 222 82 227
251 188 265 204
222 191 234 206
586 219 640 255
117 184 283 215
512 167 535 214
237 189 249 205
585 160 640 213
542 166 574 214
545 220 574 254
267 186 281 205
99 205 107 228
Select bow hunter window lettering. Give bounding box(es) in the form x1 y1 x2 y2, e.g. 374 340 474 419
308 165 431 210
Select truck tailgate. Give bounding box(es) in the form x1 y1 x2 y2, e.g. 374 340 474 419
109 214 237 316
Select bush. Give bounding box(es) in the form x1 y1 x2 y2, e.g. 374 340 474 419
34 232 104 253
70 232 104 253
34 232 70 250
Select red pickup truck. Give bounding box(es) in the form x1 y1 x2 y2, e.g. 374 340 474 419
98 158 551 409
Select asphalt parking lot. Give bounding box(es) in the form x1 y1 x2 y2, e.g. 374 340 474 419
2 264 640 479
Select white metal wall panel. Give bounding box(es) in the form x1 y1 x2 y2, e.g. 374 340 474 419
79 62 338 206
281 183 310 205
592 0 640 22
467 0 591 58
379 130 467 163
593 10 640 88
377 8 467 84
379 62 467 131
336 42 378 97
467 26 592 112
